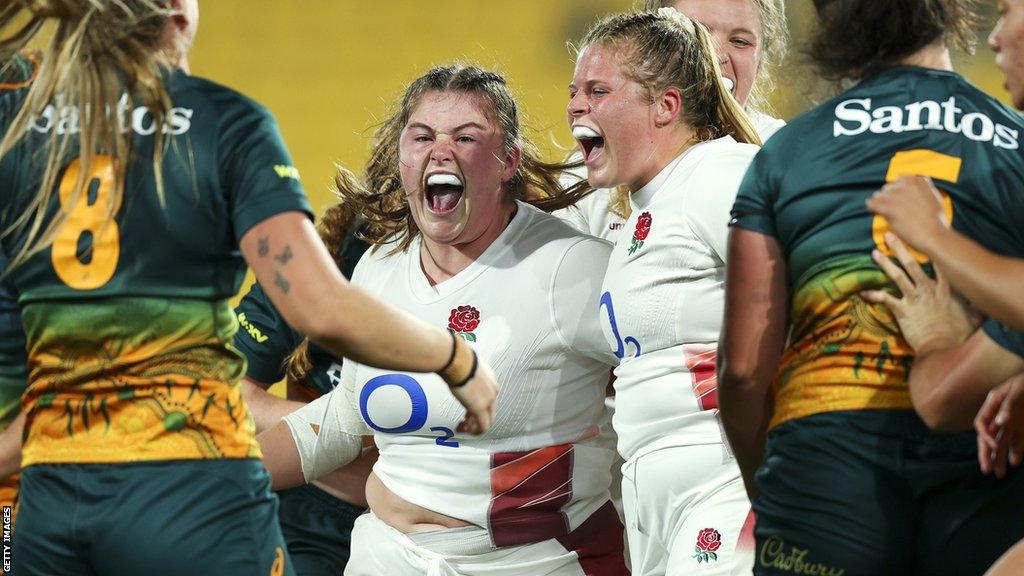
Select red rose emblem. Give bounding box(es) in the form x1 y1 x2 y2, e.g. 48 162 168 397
696 528 722 552
634 211 652 241
448 305 481 334
628 212 652 255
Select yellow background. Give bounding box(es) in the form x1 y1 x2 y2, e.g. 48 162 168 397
188 2 1013 392
190 1 1011 215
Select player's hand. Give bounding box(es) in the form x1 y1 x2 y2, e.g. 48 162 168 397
860 233 978 353
866 175 949 257
976 374 1024 478
451 358 498 435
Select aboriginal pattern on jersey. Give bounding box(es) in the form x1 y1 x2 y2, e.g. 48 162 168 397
771 254 912 428
20 298 259 466
0 473 18 510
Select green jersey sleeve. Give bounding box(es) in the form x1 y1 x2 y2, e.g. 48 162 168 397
234 281 300 386
0 248 26 425
218 102 312 243
730 142 782 238
983 319 1024 359
233 229 371 397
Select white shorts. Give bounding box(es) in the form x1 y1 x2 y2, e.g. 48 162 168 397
345 505 628 576
621 443 752 576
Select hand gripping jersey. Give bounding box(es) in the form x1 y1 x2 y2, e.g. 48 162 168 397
305 202 618 548
599 137 758 461
556 111 784 242
0 54 313 465
731 66 1024 429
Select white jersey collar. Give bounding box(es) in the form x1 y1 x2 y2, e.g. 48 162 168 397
629 143 696 212
406 200 532 301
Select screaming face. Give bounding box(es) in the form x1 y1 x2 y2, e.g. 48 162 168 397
399 90 518 247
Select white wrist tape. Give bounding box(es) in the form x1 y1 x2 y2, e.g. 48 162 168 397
283 390 364 483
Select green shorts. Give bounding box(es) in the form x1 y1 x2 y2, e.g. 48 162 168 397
276 483 364 575
14 459 294 576
753 410 1024 576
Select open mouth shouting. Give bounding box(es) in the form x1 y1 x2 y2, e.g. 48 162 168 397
572 125 605 165
424 172 465 215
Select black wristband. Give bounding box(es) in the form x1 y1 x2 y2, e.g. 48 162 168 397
448 349 478 389
438 329 458 373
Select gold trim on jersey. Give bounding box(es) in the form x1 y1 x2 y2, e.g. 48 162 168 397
770 254 914 429
19 298 260 466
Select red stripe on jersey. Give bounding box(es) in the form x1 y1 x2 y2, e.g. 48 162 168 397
489 444 573 547
555 501 628 575
737 509 757 553
685 345 718 411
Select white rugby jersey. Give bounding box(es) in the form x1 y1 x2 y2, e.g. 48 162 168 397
751 110 786 142
556 112 782 242
598 137 758 461
321 202 618 548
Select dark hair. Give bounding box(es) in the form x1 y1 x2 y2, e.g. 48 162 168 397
810 0 979 82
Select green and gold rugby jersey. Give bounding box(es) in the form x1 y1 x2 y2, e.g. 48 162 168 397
0 53 313 465
0 247 26 508
731 66 1024 429
0 249 26 430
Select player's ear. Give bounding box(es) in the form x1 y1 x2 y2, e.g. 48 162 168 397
167 0 198 37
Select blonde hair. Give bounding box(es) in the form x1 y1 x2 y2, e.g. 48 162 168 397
334 63 587 254
642 0 789 114
638 0 790 114
0 0 174 271
583 9 761 216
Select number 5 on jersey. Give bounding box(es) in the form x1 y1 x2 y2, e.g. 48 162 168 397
871 149 958 263
52 155 122 290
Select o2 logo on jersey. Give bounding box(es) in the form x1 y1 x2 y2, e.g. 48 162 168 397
599 291 641 359
358 374 459 448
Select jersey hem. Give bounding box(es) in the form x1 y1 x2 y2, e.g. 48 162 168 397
769 396 914 430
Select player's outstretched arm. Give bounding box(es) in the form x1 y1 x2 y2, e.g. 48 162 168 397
258 418 306 490
907 330 1024 430
861 233 1021 430
259 388 366 489
868 175 1024 331
241 377 307 433
719 227 789 501
240 211 497 434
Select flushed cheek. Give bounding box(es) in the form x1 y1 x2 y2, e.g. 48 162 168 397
399 155 427 199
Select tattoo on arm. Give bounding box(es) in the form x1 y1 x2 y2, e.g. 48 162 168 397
274 245 293 265
274 272 291 295
258 236 270 257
